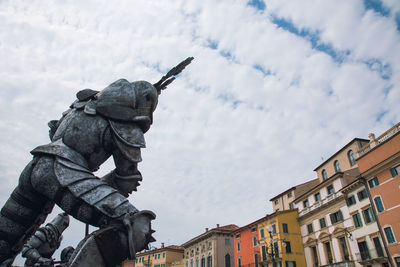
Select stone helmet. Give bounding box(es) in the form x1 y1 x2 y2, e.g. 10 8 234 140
95 79 158 133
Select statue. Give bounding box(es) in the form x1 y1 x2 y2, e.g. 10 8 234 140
0 57 194 266
22 213 70 267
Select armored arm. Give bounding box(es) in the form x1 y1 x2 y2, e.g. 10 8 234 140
21 230 52 266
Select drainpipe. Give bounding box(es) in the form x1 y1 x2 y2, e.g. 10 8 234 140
360 176 394 267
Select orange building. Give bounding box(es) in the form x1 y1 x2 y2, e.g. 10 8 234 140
356 122 400 266
232 219 262 267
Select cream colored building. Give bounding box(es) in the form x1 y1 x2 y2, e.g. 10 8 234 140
124 244 184 267
270 179 319 212
182 224 238 267
294 139 370 267
341 178 389 266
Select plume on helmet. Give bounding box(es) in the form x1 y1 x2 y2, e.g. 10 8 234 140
153 57 194 94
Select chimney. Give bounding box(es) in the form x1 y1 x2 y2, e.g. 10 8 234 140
205 228 209 232
161 243 165 248
216 224 220 228
368 133 378 148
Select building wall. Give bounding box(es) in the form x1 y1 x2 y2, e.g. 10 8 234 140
343 182 388 266
357 131 400 264
233 225 259 266
184 231 235 267
257 210 306 267
271 189 295 212
130 248 183 267
315 140 367 182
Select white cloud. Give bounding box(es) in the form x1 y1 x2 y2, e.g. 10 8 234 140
0 0 399 265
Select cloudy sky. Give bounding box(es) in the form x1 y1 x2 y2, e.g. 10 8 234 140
1 0 399 264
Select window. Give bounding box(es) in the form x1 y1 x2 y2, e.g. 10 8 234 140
311 246 319 266
206 255 212 267
237 257 241 267
307 223 314 234
372 237 384 257
390 165 400 177
225 238 230 245
253 236 258 247
314 192 321 201
275 199 279 204
191 260 193 267
319 218 326 229
225 254 231 267
330 210 343 224
362 207 375 224
357 189 368 201
251 227 257 233
201 258 205 267
303 199 309 208
254 254 259 267
339 237 350 261
289 203 294 209
284 241 291 253
163 252 165 258
322 169 328 180
334 160 341 172
274 242 279 258
327 185 334 195
346 195 356 206
288 192 292 198
261 246 267 261
353 213 363 228
357 241 370 260
395 257 400 267
237 242 241 252
285 261 296 267
272 224 277 234
384 227 396 244
196 259 199 267
235 234 240 239
374 196 385 212
260 228 265 238
282 223 288 233
368 177 379 188
348 150 356 166
324 242 333 264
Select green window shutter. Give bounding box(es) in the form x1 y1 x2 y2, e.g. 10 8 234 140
384 227 396 243
374 197 384 212
390 168 397 177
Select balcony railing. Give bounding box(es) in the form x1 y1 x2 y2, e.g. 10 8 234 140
355 248 387 263
358 122 400 157
299 193 339 216
320 261 355 267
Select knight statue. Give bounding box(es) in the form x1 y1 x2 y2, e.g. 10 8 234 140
22 213 69 267
0 57 194 266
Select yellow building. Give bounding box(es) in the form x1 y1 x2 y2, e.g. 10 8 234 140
123 244 184 267
257 209 306 267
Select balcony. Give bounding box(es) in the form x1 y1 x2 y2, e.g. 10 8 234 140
320 261 355 267
355 248 388 265
299 193 340 216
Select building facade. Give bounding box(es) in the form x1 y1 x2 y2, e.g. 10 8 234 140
356 122 400 267
124 244 184 267
294 138 371 267
341 178 389 266
182 224 239 267
256 210 306 267
233 220 261 267
270 179 319 213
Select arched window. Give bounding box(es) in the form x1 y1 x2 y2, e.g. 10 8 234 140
322 169 328 180
225 254 231 267
207 255 212 267
201 257 205 267
334 160 341 172
348 150 356 166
